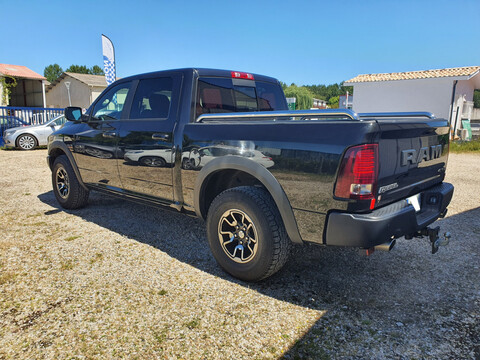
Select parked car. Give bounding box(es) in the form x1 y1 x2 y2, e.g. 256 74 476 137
3 115 67 150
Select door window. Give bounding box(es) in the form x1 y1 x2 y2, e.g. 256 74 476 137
130 77 173 119
92 82 131 121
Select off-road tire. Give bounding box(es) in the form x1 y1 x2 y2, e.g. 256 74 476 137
52 155 89 209
206 186 291 282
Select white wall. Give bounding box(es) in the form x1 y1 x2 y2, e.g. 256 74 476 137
46 77 105 109
351 78 456 120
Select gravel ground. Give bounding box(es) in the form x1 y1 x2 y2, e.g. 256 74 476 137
0 149 478 359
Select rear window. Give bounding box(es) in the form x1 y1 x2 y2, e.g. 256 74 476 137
196 77 286 118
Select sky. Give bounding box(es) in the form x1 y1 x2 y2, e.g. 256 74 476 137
1 0 479 86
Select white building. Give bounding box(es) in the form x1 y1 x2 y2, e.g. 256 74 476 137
46 72 109 109
345 66 480 137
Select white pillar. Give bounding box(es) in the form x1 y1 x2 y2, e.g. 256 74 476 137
41 80 47 108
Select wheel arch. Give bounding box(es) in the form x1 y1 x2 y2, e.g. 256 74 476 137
48 140 89 191
16 133 38 148
194 156 303 244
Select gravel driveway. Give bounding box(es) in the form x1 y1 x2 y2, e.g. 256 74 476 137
0 149 478 359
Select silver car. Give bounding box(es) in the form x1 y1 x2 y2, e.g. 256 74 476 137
3 115 67 150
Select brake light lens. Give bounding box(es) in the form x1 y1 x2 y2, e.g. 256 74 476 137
231 71 254 80
334 144 379 200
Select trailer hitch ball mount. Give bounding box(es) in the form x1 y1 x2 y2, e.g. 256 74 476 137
408 226 451 254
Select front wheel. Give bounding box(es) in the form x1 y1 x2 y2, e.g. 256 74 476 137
206 186 291 281
17 134 38 150
52 155 89 209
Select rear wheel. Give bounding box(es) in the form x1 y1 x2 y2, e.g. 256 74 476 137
17 134 37 150
52 155 89 209
206 186 291 281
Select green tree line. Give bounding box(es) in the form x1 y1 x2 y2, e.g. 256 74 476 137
281 81 353 109
44 64 104 83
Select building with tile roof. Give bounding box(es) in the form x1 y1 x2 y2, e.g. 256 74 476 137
0 64 48 107
46 72 110 109
345 66 480 138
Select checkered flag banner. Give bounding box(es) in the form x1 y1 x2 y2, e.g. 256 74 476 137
102 34 116 86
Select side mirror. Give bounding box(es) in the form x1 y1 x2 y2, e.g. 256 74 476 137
65 107 84 122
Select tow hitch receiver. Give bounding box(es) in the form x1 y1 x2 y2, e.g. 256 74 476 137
415 226 451 254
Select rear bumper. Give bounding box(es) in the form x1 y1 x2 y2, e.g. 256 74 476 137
325 182 454 248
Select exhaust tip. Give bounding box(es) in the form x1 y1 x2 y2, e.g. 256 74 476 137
374 239 396 252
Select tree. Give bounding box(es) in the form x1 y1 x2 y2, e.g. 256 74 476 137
474 89 480 108
328 96 340 109
65 64 105 76
44 64 63 83
65 65 91 74
90 65 104 75
283 84 314 110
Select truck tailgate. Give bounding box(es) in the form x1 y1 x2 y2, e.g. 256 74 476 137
373 116 450 208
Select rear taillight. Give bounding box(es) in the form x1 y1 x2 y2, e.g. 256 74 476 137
334 144 379 201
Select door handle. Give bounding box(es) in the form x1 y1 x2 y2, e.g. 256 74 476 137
103 131 118 138
152 133 170 141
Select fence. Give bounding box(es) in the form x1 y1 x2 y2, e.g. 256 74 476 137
0 106 64 145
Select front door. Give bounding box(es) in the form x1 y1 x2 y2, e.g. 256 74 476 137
117 75 182 203
72 81 132 189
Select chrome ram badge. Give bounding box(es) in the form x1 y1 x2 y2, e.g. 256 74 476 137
401 145 442 166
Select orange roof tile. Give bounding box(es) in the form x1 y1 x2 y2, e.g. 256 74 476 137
0 64 46 80
345 66 480 84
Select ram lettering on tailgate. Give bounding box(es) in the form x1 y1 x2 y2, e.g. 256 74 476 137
401 145 442 166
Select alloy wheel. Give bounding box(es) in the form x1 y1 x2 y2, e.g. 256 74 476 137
55 167 70 199
218 209 258 263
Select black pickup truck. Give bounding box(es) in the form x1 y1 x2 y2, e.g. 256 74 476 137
47 68 454 281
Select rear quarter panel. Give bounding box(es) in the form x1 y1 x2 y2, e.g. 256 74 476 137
181 119 379 243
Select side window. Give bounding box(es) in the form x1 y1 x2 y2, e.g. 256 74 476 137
92 82 131 121
130 77 173 119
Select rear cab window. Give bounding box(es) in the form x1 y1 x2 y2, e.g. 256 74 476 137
195 76 287 119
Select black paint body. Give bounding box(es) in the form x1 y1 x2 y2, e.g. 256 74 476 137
48 68 453 247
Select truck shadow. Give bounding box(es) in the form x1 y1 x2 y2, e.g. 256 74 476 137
37 190 479 358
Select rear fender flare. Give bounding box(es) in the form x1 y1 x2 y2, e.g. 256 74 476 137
194 156 303 244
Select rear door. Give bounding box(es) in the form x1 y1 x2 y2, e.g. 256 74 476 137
373 116 450 207
117 73 182 203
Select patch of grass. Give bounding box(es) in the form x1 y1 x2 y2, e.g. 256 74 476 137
152 328 168 344
64 236 80 242
157 289 168 296
23 192 31 196
27 213 43 218
60 260 74 270
30 221 48 227
0 271 17 285
450 140 480 153
184 318 200 329
89 253 103 264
